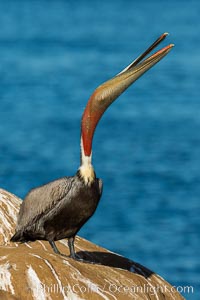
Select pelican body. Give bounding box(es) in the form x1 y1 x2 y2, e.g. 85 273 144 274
11 174 102 257
11 33 173 260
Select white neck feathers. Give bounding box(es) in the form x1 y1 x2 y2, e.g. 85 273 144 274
79 137 95 185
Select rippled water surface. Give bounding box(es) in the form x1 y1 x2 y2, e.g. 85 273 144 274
0 1 199 298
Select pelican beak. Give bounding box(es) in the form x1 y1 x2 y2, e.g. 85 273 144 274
81 33 174 157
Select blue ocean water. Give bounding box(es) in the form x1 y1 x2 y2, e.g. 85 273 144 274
0 0 199 298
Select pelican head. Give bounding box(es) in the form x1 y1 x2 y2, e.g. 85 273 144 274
80 33 173 171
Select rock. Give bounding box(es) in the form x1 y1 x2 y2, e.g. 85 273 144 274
0 188 184 300
0 290 19 300
0 189 20 246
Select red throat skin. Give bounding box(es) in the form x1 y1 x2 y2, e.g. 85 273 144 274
81 93 106 157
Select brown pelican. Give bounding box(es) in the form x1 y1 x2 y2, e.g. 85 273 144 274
11 33 173 261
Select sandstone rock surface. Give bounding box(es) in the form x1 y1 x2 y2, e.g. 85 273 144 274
0 188 184 300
